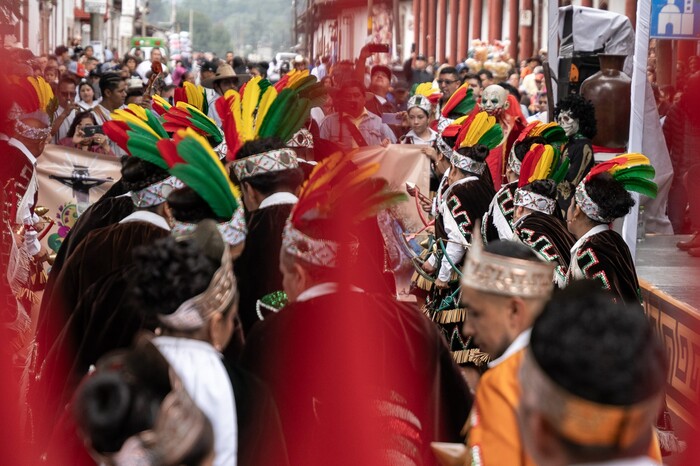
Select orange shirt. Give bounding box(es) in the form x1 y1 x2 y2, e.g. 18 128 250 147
466 347 534 466
464 346 662 466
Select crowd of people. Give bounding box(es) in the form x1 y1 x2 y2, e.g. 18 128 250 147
0 38 695 466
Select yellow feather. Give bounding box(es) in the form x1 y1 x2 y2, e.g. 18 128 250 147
112 109 160 139
127 103 149 121
530 122 556 137
461 112 496 148
254 87 278 137
529 145 554 182
452 115 469 126
241 77 261 142
153 94 171 109
28 77 44 110
609 153 650 173
178 128 239 197
41 78 54 105
288 69 309 87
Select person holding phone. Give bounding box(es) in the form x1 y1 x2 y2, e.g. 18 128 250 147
60 110 113 155
51 75 80 141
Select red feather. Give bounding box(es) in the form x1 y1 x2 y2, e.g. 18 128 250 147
515 121 540 145
518 144 545 187
441 124 462 139
585 156 630 182
157 139 185 167
103 121 130 154
215 95 242 160
152 100 167 116
453 110 480 148
274 74 290 92
442 85 468 117
174 87 188 105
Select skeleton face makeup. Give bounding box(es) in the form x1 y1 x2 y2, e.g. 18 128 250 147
557 110 580 137
481 85 509 116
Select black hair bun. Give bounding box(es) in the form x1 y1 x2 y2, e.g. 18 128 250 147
456 144 489 163
74 372 133 453
585 173 635 221
527 179 558 199
120 157 170 192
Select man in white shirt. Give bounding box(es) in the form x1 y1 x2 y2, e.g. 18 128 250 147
51 76 79 141
92 72 127 156
135 48 170 81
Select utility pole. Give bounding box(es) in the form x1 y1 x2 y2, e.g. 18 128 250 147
141 0 148 36
189 9 193 38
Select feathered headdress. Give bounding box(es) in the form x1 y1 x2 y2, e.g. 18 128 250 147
157 129 246 246
273 69 310 92
408 82 441 114
513 144 570 215
8 75 58 138
174 82 209 115
508 121 567 176
103 104 169 165
575 153 657 223
281 152 407 268
103 104 183 208
220 75 327 179
436 111 503 175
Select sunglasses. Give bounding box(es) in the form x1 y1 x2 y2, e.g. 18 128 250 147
437 79 459 85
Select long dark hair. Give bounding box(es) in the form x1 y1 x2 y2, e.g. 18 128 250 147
67 110 97 137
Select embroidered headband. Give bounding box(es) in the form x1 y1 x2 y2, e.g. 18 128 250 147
574 181 613 223
508 147 522 176
281 219 359 268
107 369 210 466
171 205 247 246
158 245 236 331
407 94 433 115
131 176 184 209
14 119 51 140
231 148 299 180
287 128 314 149
520 350 662 449
438 135 486 175
514 188 556 215
462 222 554 298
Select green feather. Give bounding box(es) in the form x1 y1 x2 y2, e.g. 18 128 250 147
257 89 295 138
146 110 169 139
186 107 221 141
126 133 168 169
551 158 570 184
175 137 237 215
620 178 658 198
613 165 656 182
477 125 503 150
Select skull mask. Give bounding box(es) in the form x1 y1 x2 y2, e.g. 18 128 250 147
480 85 509 116
557 110 580 137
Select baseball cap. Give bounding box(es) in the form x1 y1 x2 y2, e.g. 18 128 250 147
200 60 218 73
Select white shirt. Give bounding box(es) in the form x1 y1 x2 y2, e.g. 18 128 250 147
258 191 298 209
567 224 609 283
154 336 238 466
118 210 171 231
295 282 364 303
402 128 438 145
488 329 531 369
7 138 38 225
436 176 478 282
54 106 76 141
136 60 170 80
